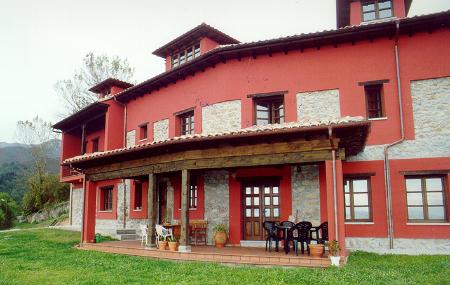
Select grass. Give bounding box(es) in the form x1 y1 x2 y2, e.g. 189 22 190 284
0 229 449 285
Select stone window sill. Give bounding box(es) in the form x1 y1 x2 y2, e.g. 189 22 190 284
345 222 374 225
98 210 113 213
368 117 388 121
406 223 450 226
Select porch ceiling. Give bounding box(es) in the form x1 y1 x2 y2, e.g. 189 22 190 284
64 117 370 181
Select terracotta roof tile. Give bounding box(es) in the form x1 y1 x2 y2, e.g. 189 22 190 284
64 116 365 164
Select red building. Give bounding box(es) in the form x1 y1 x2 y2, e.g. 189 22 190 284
54 0 450 254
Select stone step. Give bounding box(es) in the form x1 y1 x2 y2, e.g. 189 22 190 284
116 229 136 235
118 234 139 241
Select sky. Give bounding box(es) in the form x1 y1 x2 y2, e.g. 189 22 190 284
0 0 449 143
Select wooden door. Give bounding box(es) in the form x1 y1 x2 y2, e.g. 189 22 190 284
158 182 167 224
243 180 280 240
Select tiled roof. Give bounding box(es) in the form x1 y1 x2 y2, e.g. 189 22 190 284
114 10 450 103
64 116 367 165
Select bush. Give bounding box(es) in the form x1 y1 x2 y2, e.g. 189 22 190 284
0 192 17 229
21 174 69 215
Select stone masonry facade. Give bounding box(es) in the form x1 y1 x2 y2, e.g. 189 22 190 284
296 89 341 121
153 119 169 141
349 76 450 161
201 100 241 134
126 130 136 148
204 170 230 245
291 165 321 225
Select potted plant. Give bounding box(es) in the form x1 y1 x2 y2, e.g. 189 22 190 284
309 242 325 258
158 236 168 250
213 224 227 248
329 240 341 266
167 237 178 251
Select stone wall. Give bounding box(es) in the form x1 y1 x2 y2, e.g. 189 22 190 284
71 187 84 228
126 130 136 147
291 165 321 225
346 237 450 255
296 89 341 121
349 76 450 161
202 100 241 134
204 170 230 245
153 119 169 141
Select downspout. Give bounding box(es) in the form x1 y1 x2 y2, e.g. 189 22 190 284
384 20 405 249
328 126 339 241
114 96 128 229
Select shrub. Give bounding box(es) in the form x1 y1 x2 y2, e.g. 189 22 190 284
0 192 17 229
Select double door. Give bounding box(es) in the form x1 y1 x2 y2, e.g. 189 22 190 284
243 180 280 240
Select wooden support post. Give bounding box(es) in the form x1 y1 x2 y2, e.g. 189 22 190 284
179 169 191 252
147 173 157 247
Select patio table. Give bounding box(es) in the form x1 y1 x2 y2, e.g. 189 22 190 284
276 225 292 254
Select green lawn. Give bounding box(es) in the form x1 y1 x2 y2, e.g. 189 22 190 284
0 229 448 285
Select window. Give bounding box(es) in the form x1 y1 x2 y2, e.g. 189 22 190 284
177 175 199 209
100 186 113 211
92 138 99 153
171 43 201 68
134 182 143 210
362 0 393 22
139 123 148 140
190 176 198 209
344 177 372 222
254 96 284 125
179 111 195 135
405 176 447 222
365 84 385 119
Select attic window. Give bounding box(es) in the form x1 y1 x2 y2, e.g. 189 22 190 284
362 0 393 22
102 88 111 96
171 43 201 68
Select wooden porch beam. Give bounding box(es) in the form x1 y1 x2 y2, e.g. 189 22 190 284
86 149 345 181
85 139 338 175
179 169 191 252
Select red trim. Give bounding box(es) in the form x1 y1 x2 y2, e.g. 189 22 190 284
83 181 97 243
96 180 119 220
342 160 388 238
325 160 346 255
130 180 148 219
172 175 205 220
228 166 291 245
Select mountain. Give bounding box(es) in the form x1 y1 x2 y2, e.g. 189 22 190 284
0 140 61 203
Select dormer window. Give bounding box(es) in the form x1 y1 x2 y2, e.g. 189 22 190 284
171 43 201 69
102 88 111 97
362 0 393 22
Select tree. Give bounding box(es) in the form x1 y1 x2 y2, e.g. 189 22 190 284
0 192 17 229
16 116 57 182
15 116 69 215
54 52 135 115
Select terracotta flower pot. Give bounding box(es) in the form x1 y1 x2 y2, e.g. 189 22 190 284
309 244 324 258
158 240 168 250
214 232 227 248
168 242 178 251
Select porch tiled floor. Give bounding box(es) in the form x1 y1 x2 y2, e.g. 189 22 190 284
78 240 334 267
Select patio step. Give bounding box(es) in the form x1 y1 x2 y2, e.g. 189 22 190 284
240 240 266 247
118 234 139 241
116 229 136 235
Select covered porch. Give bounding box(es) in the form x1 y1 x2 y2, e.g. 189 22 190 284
79 240 334 267
64 118 370 260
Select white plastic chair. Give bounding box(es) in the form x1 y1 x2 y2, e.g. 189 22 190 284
155 224 173 246
140 224 149 245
